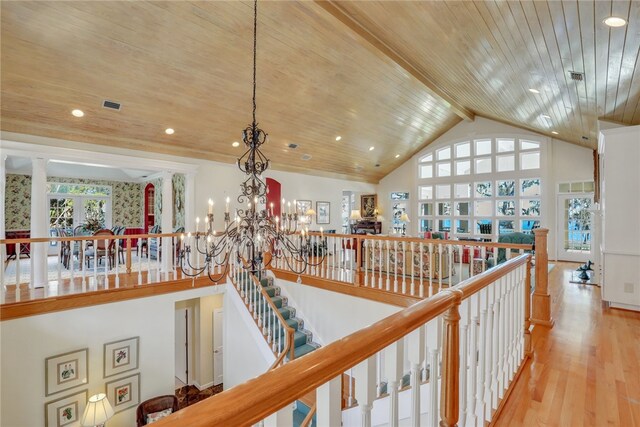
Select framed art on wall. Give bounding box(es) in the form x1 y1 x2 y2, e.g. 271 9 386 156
44 389 88 427
104 337 139 378
360 194 377 219
316 201 330 224
296 200 312 216
45 348 89 396
106 373 140 414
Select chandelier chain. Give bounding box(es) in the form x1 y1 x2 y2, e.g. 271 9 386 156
252 0 257 127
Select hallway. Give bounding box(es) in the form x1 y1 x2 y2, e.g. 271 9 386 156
494 262 640 426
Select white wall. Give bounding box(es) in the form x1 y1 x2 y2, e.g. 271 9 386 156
0 286 222 427
378 117 595 259
222 283 273 390
599 125 640 310
278 279 401 344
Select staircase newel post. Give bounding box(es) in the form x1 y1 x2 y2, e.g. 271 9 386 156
531 228 553 327
355 236 362 286
289 329 295 361
440 290 462 427
126 238 132 274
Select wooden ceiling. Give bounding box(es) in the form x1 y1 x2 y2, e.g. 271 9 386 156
1 1 639 183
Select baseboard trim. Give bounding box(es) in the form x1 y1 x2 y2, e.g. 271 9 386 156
193 381 214 391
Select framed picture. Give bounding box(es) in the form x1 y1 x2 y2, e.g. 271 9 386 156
360 194 377 219
45 389 88 427
316 201 330 224
45 348 89 396
390 192 409 200
106 373 140 414
104 337 139 378
296 200 312 216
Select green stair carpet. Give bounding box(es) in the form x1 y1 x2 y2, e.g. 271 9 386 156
239 273 320 426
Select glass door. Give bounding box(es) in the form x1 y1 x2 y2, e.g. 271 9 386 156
48 197 75 255
557 194 593 262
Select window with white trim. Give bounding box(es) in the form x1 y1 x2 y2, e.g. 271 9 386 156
417 137 543 238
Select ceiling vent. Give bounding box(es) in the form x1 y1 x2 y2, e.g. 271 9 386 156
581 136 589 141
301 154 312 161
569 71 584 81
102 100 121 111
287 143 298 149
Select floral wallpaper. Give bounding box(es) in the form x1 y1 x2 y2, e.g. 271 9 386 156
5 174 31 230
5 174 144 230
151 174 185 231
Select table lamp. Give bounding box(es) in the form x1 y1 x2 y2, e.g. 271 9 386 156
305 208 316 225
80 393 114 427
400 213 410 236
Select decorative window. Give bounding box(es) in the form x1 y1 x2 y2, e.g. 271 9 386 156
417 136 543 237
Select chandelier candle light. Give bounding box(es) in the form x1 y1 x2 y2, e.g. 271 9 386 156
179 0 326 282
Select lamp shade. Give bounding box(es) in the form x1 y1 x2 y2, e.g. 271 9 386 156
305 208 316 216
349 210 362 220
81 393 114 427
377 215 386 222
400 213 410 223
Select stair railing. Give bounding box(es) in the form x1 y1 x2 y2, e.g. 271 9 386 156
155 254 532 427
229 262 295 365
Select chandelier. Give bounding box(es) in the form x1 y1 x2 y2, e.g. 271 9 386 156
178 0 326 282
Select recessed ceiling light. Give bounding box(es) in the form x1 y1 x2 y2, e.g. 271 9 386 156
603 16 627 27
395 154 400 158
165 128 175 135
335 136 342 141
540 114 551 119
528 88 540 94
232 141 240 147
71 109 84 117
369 146 375 151
551 131 559 135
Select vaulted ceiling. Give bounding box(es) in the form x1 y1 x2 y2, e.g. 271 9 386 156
1 1 639 183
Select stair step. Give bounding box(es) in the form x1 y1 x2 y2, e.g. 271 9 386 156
293 400 316 427
292 343 317 359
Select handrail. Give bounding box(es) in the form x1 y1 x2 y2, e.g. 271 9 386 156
301 232 534 250
250 273 296 363
300 403 317 427
0 232 183 245
228 268 295 364
154 256 531 427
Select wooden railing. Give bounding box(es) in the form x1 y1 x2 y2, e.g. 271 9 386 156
154 254 532 427
270 232 537 292
228 264 295 364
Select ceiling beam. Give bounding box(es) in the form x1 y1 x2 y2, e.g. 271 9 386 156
313 0 475 122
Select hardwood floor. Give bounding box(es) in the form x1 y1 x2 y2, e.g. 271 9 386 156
494 262 640 426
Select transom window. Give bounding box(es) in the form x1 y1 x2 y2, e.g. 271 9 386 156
418 136 543 237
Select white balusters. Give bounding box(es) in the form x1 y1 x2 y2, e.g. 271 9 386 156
407 326 425 427
354 355 376 427
384 340 404 427
317 376 342 427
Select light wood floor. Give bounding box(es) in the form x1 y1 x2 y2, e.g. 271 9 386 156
494 262 640 426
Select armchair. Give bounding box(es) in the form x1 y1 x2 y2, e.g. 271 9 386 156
136 395 178 426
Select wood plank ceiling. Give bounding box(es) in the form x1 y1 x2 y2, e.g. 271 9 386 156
1 1 639 183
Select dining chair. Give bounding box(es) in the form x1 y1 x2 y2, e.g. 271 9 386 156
84 229 116 269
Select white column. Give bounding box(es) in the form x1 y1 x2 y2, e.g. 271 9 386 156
161 171 174 273
317 376 342 427
0 154 6 287
184 172 196 233
30 157 48 288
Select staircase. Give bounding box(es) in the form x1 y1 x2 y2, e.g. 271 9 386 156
257 275 321 360
232 271 321 426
